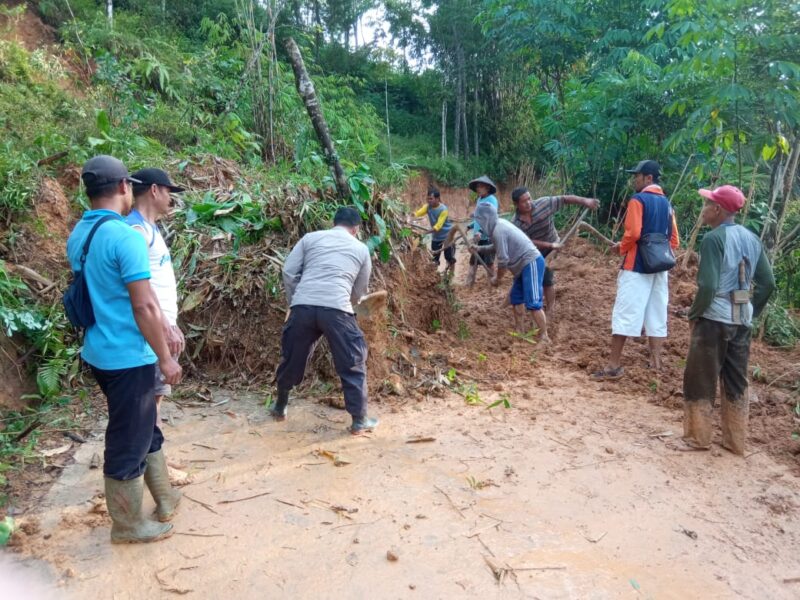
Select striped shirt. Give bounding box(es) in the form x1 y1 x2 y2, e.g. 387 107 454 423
511 196 564 248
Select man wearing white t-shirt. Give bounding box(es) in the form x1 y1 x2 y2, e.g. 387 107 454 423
127 169 186 408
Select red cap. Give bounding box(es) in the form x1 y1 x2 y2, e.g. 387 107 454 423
698 185 745 213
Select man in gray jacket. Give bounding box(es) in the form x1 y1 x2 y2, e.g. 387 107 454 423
273 206 378 434
474 203 549 341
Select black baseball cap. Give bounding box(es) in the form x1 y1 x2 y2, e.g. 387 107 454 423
130 168 186 193
333 206 363 227
625 160 661 177
81 155 141 192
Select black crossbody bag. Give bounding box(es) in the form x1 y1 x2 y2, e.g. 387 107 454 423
63 215 118 329
637 208 676 274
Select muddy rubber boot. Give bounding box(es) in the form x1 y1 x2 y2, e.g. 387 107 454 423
270 389 289 421
105 476 173 544
720 385 748 456
682 400 713 449
350 415 379 435
144 449 182 522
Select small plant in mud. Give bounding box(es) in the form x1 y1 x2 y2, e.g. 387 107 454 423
477 353 487 363
436 277 461 312
466 476 497 490
486 393 512 410
431 318 442 333
648 380 659 393
457 321 470 340
446 367 457 383
751 365 767 383
456 382 482 405
508 328 540 345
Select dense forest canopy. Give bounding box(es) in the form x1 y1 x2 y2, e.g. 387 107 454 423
0 0 799 404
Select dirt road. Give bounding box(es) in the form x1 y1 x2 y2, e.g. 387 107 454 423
10 240 800 599
11 373 800 599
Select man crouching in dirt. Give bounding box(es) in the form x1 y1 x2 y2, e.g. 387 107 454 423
683 185 775 455
272 206 379 434
67 156 182 543
474 203 549 341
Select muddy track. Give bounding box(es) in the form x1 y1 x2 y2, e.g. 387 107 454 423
7 219 800 599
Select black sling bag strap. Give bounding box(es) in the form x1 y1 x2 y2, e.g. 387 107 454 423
63 215 120 329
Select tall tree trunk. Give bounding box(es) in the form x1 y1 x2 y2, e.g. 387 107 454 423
454 94 461 158
441 99 447 158
762 153 788 252
107 0 113 27
457 45 468 159
384 78 392 164
473 86 479 157
313 0 322 61
284 37 350 200
773 135 800 253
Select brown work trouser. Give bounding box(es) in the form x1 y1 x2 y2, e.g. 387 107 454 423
682 318 751 455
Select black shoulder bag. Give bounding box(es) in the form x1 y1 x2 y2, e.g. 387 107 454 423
63 215 118 329
637 206 676 274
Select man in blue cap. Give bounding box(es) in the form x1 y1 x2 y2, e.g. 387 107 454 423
273 206 379 434
67 155 182 544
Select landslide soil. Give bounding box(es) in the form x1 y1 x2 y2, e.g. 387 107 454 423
8 198 800 599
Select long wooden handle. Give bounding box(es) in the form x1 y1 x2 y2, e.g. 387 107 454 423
456 223 493 276
545 208 589 266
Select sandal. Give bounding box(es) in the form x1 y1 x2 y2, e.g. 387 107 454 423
590 367 624 381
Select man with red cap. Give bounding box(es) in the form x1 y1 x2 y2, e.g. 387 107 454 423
682 185 775 454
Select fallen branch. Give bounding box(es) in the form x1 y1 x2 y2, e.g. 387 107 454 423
14 419 42 442
10 264 55 289
174 532 224 538
184 494 219 515
554 457 623 473
36 151 69 167
406 436 436 444
434 485 467 519
217 491 271 505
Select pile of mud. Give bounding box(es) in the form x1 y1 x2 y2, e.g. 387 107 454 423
445 235 799 467
180 235 455 399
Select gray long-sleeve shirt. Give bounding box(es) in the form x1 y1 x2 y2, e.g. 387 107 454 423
283 226 372 313
474 203 541 276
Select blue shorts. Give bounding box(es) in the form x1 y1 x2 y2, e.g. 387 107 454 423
509 256 545 310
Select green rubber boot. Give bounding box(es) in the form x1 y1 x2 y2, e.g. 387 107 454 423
144 449 182 522
105 476 173 544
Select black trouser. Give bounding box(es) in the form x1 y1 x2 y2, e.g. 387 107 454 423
682 318 751 453
91 363 162 481
276 305 368 418
470 238 495 266
684 318 751 402
431 239 456 265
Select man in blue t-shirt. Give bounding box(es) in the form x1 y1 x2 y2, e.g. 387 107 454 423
66 155 182 544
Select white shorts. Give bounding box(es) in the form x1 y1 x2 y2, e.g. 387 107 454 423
611 270 669 338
